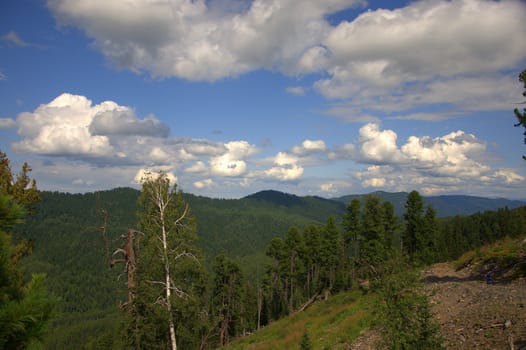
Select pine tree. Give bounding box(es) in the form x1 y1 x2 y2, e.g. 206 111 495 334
360 195 387 272
342 198 361 284
320 217 340 291
284 226 305 312
0 151 54 349
211 255 244 346
403 191 424 263
265 236 290 319
303 224 322 298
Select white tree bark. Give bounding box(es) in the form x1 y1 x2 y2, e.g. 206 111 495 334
154 179 178 350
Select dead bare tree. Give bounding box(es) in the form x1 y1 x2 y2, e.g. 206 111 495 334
111 229 144 307
98 206 144 307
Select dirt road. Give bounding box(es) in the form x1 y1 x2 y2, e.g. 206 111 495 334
424 262 526 349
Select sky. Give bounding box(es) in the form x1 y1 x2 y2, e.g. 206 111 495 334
1 0 525 199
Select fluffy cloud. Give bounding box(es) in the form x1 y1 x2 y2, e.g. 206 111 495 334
46 0 526 126
292 139 326 155
315 0 526 116
351 124 524 196
10 93 223 169
320 0 526 88
357 123 404 163
14 93 113 156
265 152 304 180
210 141 258 176
12 93 169 160
47 0 364 81
47 0 526 108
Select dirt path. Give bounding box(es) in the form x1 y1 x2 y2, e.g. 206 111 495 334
424 262 526 349
351 262 526 349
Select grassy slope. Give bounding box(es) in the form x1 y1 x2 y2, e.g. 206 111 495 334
454 234 526 279
224 235 526 350
224 290 374 350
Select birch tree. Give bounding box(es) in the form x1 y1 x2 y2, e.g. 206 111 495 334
129 173 204 350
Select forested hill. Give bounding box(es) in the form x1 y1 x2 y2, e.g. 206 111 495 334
14 187 526 348
333 191 526 217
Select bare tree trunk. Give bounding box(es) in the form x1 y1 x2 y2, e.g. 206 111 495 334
257 285 262 330
157 187 178 350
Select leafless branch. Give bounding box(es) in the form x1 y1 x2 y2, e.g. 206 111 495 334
174 204 189 226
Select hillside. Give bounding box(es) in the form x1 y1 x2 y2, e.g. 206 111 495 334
334 191 526 217
14 187 526 348
225 236 526 350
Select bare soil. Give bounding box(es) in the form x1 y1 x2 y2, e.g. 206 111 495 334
351 262 526 349
424 262 526 350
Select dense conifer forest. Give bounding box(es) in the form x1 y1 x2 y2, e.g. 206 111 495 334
8 188 526 348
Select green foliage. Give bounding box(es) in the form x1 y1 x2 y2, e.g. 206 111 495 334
403 191 439 266
211 255 245 346
438 206 526 261
0 151 55 349
454 235 526 279
300 328 312 350
375 259 443 350
0 151 40 211
0 273 56 349
128 175 207 350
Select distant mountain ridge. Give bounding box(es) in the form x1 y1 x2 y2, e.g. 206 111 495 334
332 190 526 218
241 189 525 218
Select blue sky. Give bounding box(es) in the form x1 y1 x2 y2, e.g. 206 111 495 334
1 0 525 199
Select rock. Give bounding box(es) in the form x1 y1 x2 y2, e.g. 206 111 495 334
504 320 512 329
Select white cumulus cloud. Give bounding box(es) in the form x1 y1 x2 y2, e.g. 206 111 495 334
209 141 258 176
47 0 364 81
350 124 524 196
265 151 304 181
357 123 404 163
13 93 113 156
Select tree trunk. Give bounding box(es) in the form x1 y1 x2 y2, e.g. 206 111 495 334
289 254 294 313
159 191 177 350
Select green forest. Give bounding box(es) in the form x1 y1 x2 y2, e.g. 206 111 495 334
1 151 526 349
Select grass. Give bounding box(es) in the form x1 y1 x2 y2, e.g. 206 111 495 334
223 289 375 350
454 235 526 279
